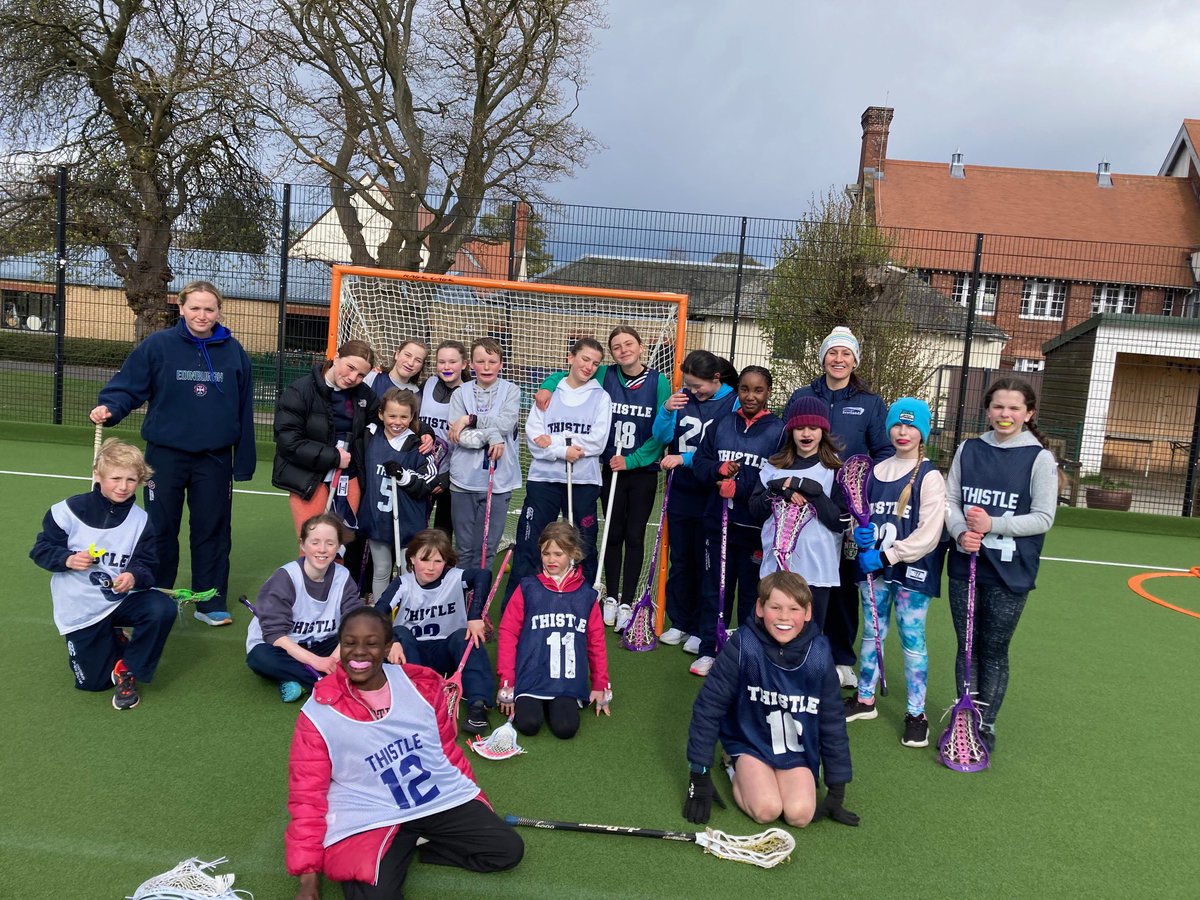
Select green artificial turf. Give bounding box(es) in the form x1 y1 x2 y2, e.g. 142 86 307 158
4 435 1199 898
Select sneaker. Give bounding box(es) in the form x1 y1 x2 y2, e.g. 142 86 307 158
901 713 929 747
836 665 857 689
463 700 490 735
682 635 701 655
843 696 878 721
601 597 618 627
279 680 304 703
659 628 688 646
194 609 232 627
111 661 139 710
689 655 715 677
614 604 633 633
980 726 996 754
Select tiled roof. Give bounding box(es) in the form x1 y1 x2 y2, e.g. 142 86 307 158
873 160 1200 288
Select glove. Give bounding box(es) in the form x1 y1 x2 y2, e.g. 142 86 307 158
857 548 884 575
796 477 824 498
718 478 737 500
853 525 875 550
814 783 860 827
383 462 416 486
718 461 741 478
682 768 725 823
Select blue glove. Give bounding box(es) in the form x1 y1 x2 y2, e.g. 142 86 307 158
858 548 884 575
853 525 875 550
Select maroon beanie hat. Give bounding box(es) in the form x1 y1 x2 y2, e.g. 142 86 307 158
785 395 830 432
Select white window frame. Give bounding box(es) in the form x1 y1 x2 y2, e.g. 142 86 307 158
953 273 997 316
1020 280 1066 320
1013 358 1045 373
1091 284 1138 315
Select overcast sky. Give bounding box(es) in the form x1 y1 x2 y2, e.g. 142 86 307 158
550 0 1200 220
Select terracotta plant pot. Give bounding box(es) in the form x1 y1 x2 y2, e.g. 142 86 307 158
1085 487 1133 512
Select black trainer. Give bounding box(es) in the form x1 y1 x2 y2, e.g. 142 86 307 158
462 700 489 735
843 696 878 722
112 663 140 711
980 726 996 754
901 713 929 747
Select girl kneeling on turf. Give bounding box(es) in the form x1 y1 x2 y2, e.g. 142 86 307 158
844 398 947 749
683 572 857 828
288 606 523 900
497 522 611 739
374 529 496 736
246 513 364 702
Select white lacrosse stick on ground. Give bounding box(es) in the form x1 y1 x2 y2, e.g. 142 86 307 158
127 856 252 899
469 716 526 760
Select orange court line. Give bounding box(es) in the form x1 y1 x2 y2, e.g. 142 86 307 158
1127 567 1200 619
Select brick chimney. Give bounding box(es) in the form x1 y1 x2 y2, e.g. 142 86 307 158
858 106 894 184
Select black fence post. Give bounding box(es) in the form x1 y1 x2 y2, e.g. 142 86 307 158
1183 378 1200 517
507 201 519 282
52 165 68 425
952 233 985 449
729 215 748 362
276 184 291 399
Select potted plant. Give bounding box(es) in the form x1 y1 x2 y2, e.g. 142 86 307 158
1082 474 1134 512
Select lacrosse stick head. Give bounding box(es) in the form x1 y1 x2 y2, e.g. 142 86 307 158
444 679 462 718
160 587 219 607
620 599 657 652
695 827 796 869
835 454 873 525
938 698 990 772
128 856 248 899
469 718 525 760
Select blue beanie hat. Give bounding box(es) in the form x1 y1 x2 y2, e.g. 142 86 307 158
886 397 931 443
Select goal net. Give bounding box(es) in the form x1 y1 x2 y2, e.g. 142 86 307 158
327 265 688 622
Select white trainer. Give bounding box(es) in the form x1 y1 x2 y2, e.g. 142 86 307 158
682 635 701 655
689 655 715 677
614 604 633 632
659 628 688 645
601 597 618 627
836 665 857 689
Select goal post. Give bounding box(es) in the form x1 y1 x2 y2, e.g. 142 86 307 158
326 265 687 630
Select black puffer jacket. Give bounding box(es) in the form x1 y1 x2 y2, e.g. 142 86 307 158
272 365 380 500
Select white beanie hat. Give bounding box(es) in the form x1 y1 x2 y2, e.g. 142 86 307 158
819 326 861 366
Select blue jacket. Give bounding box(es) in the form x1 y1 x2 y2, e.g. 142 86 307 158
783 377 892 463
97 321 256 480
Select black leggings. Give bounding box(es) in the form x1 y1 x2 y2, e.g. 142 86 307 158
514 695 581 740
600 467 658 602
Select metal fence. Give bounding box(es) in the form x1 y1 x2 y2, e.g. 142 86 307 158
1 172 1198 516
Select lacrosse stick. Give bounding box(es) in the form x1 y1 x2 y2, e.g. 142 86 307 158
771 495 816 573
92 422 103 479
480 459 496 568
469 716 525 760
836 455 887 697
153 586 219 616
938 552 990 772
715 497 732 652
238 595 322 682
390 474 403 578
565 436 575 525
445 548 512 718
594 468 619 599
504 815 795 870
622 470 673 652
127 856 252 900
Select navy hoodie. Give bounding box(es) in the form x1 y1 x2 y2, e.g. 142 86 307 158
97 320 256 479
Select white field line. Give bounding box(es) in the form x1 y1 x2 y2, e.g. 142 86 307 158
1041 556 1191 573
0 468 287 497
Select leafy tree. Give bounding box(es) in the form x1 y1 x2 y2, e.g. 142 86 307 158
477 202 554 276
250 0 601 273
0 0 269 338
763 189 933 403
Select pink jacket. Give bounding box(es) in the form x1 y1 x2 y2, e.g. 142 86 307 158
496 568 610 693
285 663 485 885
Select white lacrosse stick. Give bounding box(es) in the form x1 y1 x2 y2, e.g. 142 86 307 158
127 856 253 899
469 716 525 760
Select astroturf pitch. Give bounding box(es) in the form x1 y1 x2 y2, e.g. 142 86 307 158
4 431 1198 899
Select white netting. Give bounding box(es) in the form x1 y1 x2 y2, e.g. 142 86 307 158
333 267 684 595
127 857 252 900
694 827 796 869
469 718 526 760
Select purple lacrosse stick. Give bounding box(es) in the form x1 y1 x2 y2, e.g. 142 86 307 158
837 455 887 697
939 551 990 772
621 470 674 652
240 595 322 682
715 496 731 652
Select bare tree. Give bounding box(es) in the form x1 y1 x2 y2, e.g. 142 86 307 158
251 0 602 272
0 0 270 337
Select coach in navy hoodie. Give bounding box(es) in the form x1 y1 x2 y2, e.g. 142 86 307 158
90 281 255 625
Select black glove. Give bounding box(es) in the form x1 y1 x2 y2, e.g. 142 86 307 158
682 768 726 824
797 477 824 498
814 783 859 827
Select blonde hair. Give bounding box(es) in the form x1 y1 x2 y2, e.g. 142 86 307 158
178 280 223 309
94 438 153 484
894 449 925 522
539 521 584 563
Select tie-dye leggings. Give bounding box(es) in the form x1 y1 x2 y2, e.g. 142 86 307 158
856 581 932 716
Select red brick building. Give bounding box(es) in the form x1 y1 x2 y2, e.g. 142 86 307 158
853 107 1200 371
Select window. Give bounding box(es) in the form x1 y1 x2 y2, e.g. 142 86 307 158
1162 289 1179 316
283 312 329 353
1013 358 1045 373
1020 280 1066 319
952 273 997 315
2 288 56 332
1092 284 1138 315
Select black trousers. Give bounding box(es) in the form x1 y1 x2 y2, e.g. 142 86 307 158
825 554 861 667
600 467 658 603
340 798 524 899
513 695 581 740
